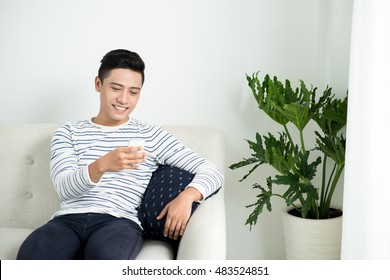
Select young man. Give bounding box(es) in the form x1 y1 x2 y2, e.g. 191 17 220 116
17 49 223 260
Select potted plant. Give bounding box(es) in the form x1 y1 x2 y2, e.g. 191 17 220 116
230 71 348 259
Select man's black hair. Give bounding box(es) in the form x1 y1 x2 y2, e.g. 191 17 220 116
98 49 145 84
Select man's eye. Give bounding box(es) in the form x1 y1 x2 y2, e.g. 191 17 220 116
130 91 139 95
112 87 121 91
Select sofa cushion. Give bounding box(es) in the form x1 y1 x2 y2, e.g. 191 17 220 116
136 239 175 260
138 165 199 241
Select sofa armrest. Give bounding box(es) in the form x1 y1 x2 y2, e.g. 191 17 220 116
176 190 226 259
0 227 34 260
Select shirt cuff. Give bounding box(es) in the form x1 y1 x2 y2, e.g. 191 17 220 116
84 164 101 186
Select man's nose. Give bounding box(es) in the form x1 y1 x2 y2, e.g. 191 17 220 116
116 90 129 104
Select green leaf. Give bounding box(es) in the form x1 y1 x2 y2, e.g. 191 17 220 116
272 173 318 218
229 134 267 181
295 151 322 181
315 132 346 165
245 179 273 229
247 133 265 158
271 152 321 218
277 102 310 131
229 157 260 170
229 132 299 180
246 73 290 125
313 90 348 137
263 133 298 174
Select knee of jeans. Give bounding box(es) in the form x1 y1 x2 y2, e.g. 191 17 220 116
85 232 143 260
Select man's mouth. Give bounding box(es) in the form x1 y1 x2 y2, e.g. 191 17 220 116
113 105 128 111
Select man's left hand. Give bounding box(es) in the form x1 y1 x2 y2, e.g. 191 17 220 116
156 187 202 240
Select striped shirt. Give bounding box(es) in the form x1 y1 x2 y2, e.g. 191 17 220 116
50 118 224 227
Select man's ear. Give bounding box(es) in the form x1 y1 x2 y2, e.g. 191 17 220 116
95 76 102 92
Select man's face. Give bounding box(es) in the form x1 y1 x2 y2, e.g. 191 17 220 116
94 68 143 126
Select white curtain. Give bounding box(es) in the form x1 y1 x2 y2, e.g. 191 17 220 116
342 0 390 259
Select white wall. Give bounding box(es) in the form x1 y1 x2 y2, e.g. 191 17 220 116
0 0 353 259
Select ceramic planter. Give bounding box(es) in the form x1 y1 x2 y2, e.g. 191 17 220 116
281 206 343 260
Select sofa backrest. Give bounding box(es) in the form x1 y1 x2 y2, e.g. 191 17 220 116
0 123 226 229
0 124 60 229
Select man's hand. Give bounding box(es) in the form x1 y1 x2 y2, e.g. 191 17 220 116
157 187 203 240
88 146 147 183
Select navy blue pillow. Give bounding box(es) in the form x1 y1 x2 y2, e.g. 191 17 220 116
137 165 200 241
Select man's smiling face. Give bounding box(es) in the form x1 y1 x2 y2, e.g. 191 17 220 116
93 68 143 126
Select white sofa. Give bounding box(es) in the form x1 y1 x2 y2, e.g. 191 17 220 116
0 123 226 260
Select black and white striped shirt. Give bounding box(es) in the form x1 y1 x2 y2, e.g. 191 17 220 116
50 118 223 226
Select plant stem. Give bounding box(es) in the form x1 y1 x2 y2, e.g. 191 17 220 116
319 162 336 218
283 124 295 150
320 155 328 206
322 163 345 218
323 162 337 208
311 199 319 219
299 129 306 152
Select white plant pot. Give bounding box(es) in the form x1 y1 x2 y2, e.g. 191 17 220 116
281 206 343 260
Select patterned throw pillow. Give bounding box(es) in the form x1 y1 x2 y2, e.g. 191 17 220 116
137 165 200 241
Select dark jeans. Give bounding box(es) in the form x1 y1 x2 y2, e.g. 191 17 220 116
16 213 143 260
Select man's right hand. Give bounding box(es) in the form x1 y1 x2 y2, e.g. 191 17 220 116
88 146 147 183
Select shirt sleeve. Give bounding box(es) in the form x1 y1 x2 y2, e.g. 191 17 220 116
50 124 98 201
153 128 224 201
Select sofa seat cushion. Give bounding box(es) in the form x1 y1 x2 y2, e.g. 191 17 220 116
136 239 175 260
0 227 34 260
